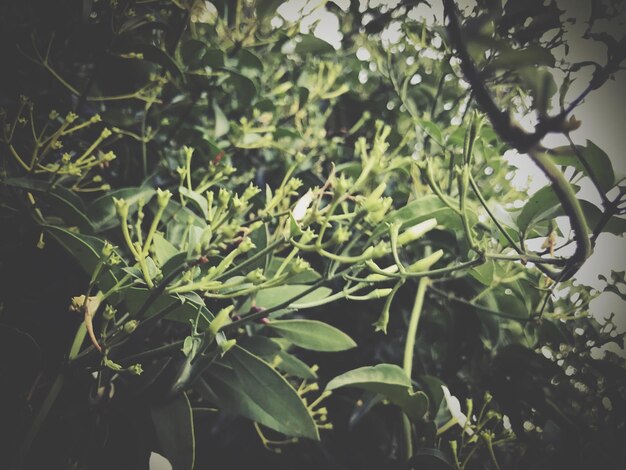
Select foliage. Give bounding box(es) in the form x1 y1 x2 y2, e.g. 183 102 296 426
0 0 625 469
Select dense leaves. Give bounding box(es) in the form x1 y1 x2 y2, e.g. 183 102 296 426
0 1 624 469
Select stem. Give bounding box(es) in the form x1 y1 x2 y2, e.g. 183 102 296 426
403 277 429 377
469 174 523 253
400 270 430 462
15 321 86 469
529 149 592 280
15 374 64 469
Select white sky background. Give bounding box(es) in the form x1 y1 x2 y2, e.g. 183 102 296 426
276 0 626 343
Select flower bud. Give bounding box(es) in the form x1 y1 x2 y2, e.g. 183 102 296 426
65 112 78 123
370 241 390 259
183 145 194 159
218 188 230 207
123 320 138 334
238 237 256 253
366 263 399 281
246 268 266 284
291 257 310 274
242 184 260 201
128 363 143 375
334 174 352 195
209 305 234 336
103 305 117 321
330 226 351 245
406 249 444 272
156 188 172 208
113 197 129 219
218 339 237 355
397 218 437 246
299 228 316 245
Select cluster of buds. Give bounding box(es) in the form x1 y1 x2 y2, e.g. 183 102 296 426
101 241 122 266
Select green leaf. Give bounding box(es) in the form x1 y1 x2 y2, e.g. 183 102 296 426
407 448 455 470
550 141 615 192
152 232 180 266
132 44 185 82
417 118 444 145
376 195 469 237
44 225 119 291
3 179 93 233
580 200 626 235
88 186 155 232
265 319 356 352
179 187 209 220
151 393 195 470
254 285 332 310
226 70 257 108
46 188 94 234
326 364 429 420
212 100 230 138
275 350 317 380
202 48 224 68
294 34 335 55
238 336 282 359
236 49 264 73
483 45 555 75
516 185 562 233
205 346 319 439
124 288 212 327
469 261 496 286
180 39 206 69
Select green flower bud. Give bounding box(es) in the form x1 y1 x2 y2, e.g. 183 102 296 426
299 228 316 245
218 339 236 355
291 257 310 274
231 194 246 212
101 242 114 258
123 320 138 334
238 237 256 253
218 188 230 207
330 226 351 245
245 268 266 284
102 151 116 162
242 184 260 201
370 288 393 298
113 197 129 220
406 249 444 273
370 241 390 259
156 188 172 208
100 128 112 139
104 358 123 371
366 263 399 281
209 305 234 336
103 305 117 321
334 174 352 194
128 363 143 376
182 145 194 160
65 112 78 124
397 218 437 246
